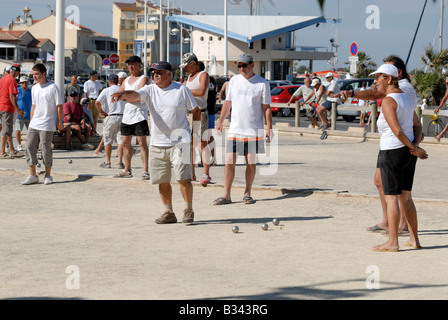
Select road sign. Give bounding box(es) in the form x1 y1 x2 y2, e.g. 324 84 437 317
103 58 110 66
109 53 119 64
349 56 359 62
350 42 358 56
87 53 102 70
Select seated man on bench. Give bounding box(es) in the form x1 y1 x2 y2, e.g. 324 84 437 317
63 91 93 150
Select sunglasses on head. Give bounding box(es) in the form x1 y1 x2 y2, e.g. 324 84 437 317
237 63 248 69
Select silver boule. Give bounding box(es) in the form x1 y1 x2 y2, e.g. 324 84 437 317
68 159 73 164
232 226 239 234
261 223 269 231
272 218 280 226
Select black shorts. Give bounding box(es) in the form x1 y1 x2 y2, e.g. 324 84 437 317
121 120 149 136
226 137 265 156
377 146 417 195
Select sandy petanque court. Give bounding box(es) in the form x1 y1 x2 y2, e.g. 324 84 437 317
1 166 448 300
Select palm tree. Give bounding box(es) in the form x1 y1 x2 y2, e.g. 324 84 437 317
413 45 448 104
355 52 377 78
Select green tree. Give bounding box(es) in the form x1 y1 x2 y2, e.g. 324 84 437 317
355 51 377 78
412 45 448 104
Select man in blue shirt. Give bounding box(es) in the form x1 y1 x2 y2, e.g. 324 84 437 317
15 76 32 151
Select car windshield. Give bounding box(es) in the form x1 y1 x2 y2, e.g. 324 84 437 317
271 88 284 96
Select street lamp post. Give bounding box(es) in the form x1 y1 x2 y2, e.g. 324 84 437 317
144 0 148 76
55 0 65 93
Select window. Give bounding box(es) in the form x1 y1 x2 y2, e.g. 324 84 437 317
261 39 266 49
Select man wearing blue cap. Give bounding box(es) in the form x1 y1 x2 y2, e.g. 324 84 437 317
111 61 201 225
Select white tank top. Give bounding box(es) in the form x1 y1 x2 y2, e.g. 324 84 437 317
377 92 415 150
186 71 208 110
122 75 148 124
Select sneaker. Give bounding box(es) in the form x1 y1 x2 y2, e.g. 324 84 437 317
99 162 111 168
16 145 23 151
182 209 194 224
117 162 124 169
94 151 105 157
155 211 177 224
44 175 54 185
200 174 212 186
22 175 39 185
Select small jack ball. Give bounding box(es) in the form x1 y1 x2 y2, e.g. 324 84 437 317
232 226 239 234
261 223 268 231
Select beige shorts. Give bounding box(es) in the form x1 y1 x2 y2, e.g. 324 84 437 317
188 110 208 140
149 143 192 184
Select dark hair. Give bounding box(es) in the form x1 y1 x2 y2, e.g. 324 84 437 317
32 63 47 74
383 55 410 81
198 61 205 71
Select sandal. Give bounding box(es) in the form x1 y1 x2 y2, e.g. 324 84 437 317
381 229 409 237
1 153 14 159
113 170 132 178
11 151 24 158
366 224 385 233
213 197 232 205
99 162 111 168
117 162 124 169
243 195 255 204
141 171 150 180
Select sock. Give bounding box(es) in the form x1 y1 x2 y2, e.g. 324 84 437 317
185 202 193 211
164 204 173 213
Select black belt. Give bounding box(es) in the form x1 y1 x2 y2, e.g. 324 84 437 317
200 109 208 113
109 114 123 116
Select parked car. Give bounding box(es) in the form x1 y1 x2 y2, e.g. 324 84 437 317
268 80 293 91
336 78 375 122
270 84 302 117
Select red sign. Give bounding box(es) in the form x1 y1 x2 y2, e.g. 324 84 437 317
350 42 358 56
109 53 119 64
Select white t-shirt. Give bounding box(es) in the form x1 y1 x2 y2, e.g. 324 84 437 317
30 81 63 132
398 78 418 108
97 85 125 115
122 75 148 125
226 74 271 137
377 92 415 150
83 80 102 99
326 79 341 103
138 82 198 146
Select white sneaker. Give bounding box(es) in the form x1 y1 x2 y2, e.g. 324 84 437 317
16 145 23 151
22 175 39 185
44 175 54 185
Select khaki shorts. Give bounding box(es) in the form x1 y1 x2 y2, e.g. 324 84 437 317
149 143 192 184
89 99 99 119
188 110 208 140
0 111 14 136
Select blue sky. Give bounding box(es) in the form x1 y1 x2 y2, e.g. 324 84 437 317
1 0 446 72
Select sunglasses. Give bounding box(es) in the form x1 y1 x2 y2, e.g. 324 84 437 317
237 63 248 69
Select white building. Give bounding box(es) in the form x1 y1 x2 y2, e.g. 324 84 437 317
166 14 334 79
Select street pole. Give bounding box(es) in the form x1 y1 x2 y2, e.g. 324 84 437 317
55 0 65 92
224 0 228 78
160 0 164 61
144 0 148 76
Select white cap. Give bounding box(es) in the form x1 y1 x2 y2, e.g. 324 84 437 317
370 64 399 78
19 76 29 83
311 78 321 87
117 71 127 79
325 72 334 78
